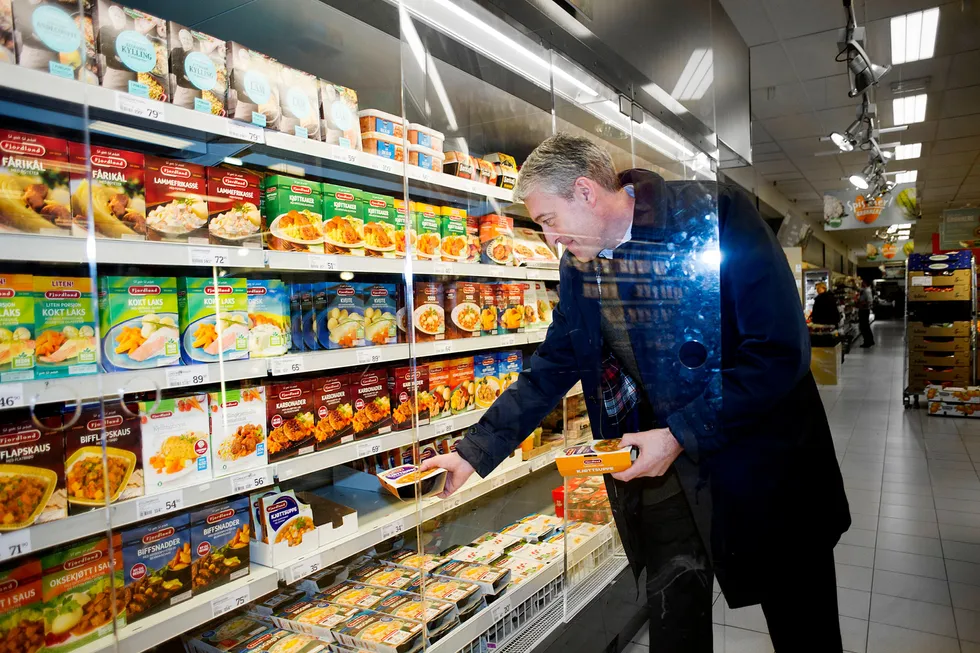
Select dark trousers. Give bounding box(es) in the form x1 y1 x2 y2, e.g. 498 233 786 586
640 492 842 652
859 308 874 346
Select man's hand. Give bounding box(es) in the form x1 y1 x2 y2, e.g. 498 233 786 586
419 452 476 498
611 428 683 482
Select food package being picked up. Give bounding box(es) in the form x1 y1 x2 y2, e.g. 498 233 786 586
378 465 446 501
555 438 638 477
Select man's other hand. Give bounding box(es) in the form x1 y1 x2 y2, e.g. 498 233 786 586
419 452 476 498
611 428 683 482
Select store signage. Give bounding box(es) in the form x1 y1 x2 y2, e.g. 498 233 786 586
940 208 980 250
852 239 913 263
823 183 917 231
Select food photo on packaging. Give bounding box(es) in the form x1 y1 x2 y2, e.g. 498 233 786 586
266 379 316 462
445 281 482 340
313 373 354 450
246 279 290 358
120 513 192 622
190 497 251 594
413 202 441 261
69 142 146 239
319 80 361 149
0 129 72 235
143 157 209 243
389 364 431 431
412 282 445 342
177 277 249 365
0 409 66 530
167 23 228 115
96 1 170 102
99 275 179 373
321 184 365 257
139 393 212 494
316 281 364 350
264 175 323 253
362 193 398 258
226 42 281 129
360 283 397 346
278 64 321 140
0 273 35 382
33 275 98 380
0 557 45 653
205 166 262 248
11 0 99 82
351 367 392 439
209 386 267 477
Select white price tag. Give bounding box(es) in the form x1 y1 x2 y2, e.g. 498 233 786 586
189 247 230 267
531 453 555 472
115 93 166 121
526 268 545 280
166 366 210 389
137 489 184 520
444 495 462 511
434 341 454 355
433 262 454 275
500 335 517 346
0 529 32 561
211 585 250 618
356 440 384 458
271 356 305 376
382 519 406 540
417 168 436 183
373 159 397 175
0 383 24 410
231 469 271 494
309 254 340 271
226 121 265 144
356 348 384 365
289 558 320 583
332 148 359 165
491 476 507 491
433 419 455 436
490 597 512 623
528 330 546 343
912 276 932 287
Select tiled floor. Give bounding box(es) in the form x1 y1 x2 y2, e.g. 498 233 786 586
623 320 980 652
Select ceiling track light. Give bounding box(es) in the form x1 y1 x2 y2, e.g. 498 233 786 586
838 1 890 98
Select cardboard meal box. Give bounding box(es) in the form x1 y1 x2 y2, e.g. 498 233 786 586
381 549 447 574
429 560 510 597
555 439 637 477
348 563 421 591
168 23 228 116
69 142 146 240
251 491 357 567
479 214 514 266
266 380 316 462
209 386 268 477
227 42 280 129
428 359 452 421
177 277 249 365
359 283 397 347
313 373 354 450
352 369 392 439
144 157 209 243
479 283 498 336
333 610 423 653
264 176 323 253
413 282 445 342
377 465 446 500
0 557 44 653
413 203 441 261
278 65 321 140
271 600 359 642
0 410 65 528
190 497 251 595
439 206 468 262
206 167 262 248
389 364 430 432
99 275 180 373
497 350 522 392
0 130 72 236
183 615 270 653
362 194 398 259
445 281 482 340
322 184 365 257
294 563 350 596
96 1 170 102
120 513 192 622
33 275 98 380
247 279 290 358
65 401 143 514
473 353 500 410
139 393 212 494
484 153 518 190
41 534 125 652
319 81 361 150
247 587 306 617
0 273 35 382
12 0 99 82
497 283 525 334
316 282 364 350
231 629 330 653
404 576 483 620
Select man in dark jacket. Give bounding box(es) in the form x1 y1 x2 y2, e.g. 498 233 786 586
811 282 842 327
422 134 851 651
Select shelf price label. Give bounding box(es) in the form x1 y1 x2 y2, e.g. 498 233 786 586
444 495 462 511
911 276 932 287
271 356 305 377
166 366 210 389
0 383 24 410
490 597 512 623
289 558 320 583
491 476 507 491
309 254 339 271
226 121 265 144
381 519 406 540
231 469 272 494
356 348 384 365
433 419 455 437
188 247 230 267
416 168 436 184
211 585 250 618
434 341 454 355
0 529 32 562
527 331 546 343
115 92 166 121
370 158 397 175
499 335 517 347
356 440 385 458
137 489 184 520
433 262 454 275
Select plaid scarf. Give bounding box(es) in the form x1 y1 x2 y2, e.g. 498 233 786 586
600 348 640 428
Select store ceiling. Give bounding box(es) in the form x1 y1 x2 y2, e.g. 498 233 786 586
718 0 980 252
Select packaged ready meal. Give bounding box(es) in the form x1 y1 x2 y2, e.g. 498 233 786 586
190 497 251 594
362 193 397 259
272 600 359 642
184 615 269 653
319 81 361 150
428 360 451 421
69 142 146 239
0 129 72 235
231 628 329 653
322 185 365 256
484 153 517 190
445 281 482 340
502 540 562 563
389 364 431 431
448 357 475 415
407 123 444 152
99 275 180 373
370 591 458 639
475 159 496 186
313 374 354 450
0 410 65 528
381 550 447 574
177 277 249 364
479 214 514 266
407 145 444 173
556 439 637 477
12 0 98 82
439 206 467 262
413 203 441 261
168 23 228 116
413 282 445 342
0 557 44 653
352 369 392 439
393 200 414 260
139 394 212 493
278 65 321 140
358 109 404 140
0 274 35 382
349 564 421 591
479 283 498 336
499 514 558 542
257 489 314 549
144 157 209 243
247 587 305 617
319 581 394 611
430 560 510 596
65 401 143 514
334 610 423 653
265 176 324 253
33 276 98 380
474 353 499 410
362 133 404 162
497 350 522 391
96 1 170 102
513 227 558 266
378 465 446 501
41 534 125 653
209 387 268 477
405 576 482 618
120 513 192 622
359 283 397 346
316 282 364 350
294 563 349 596
247 279 290 358
443 152 475 180
497 283 525 334
266 380 316 463
520 283 541 331
206 166 262 248
227 42 281 129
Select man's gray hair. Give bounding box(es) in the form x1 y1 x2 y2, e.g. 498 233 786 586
514 133 620 203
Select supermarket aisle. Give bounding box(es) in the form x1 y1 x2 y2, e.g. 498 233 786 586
625 320 980 652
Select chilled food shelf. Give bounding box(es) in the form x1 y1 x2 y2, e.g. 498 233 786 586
71 566 280 653
0 62 514 203
277 451 558 583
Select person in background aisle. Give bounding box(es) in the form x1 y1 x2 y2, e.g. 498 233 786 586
858 279 875 348
422 134 851 652
810 282 841 327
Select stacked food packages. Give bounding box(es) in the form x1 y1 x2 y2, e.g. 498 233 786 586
552 476 614 524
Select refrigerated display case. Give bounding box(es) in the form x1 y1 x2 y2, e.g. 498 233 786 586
0 1 720 651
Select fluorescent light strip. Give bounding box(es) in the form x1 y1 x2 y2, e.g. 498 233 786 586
401 7 458 131
895 170 918 184
671 49 714 101
891 7 939 65
894 143 921 160
88 121 195 149
892 94 927 125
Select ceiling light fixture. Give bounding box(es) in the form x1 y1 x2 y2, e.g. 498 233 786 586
837 1 890 97
895 170 918 184
894 143 922 160
892 94 927 125
890 7 940 65
671 49 714 101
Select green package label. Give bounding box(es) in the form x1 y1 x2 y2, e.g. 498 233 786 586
263 175 324 253
99 276 180 373
322 183 365 256
178 277 249 364
34 276 97 380
0 275 35 381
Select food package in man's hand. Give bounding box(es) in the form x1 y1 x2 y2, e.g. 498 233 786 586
555 438 638 477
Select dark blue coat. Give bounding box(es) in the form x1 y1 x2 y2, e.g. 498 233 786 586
456 169 851 606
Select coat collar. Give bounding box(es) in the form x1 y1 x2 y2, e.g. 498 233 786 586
617 168 670 241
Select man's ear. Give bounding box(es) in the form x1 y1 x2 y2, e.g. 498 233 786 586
573 177 598 207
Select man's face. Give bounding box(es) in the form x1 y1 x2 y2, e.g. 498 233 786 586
524 183 607 262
